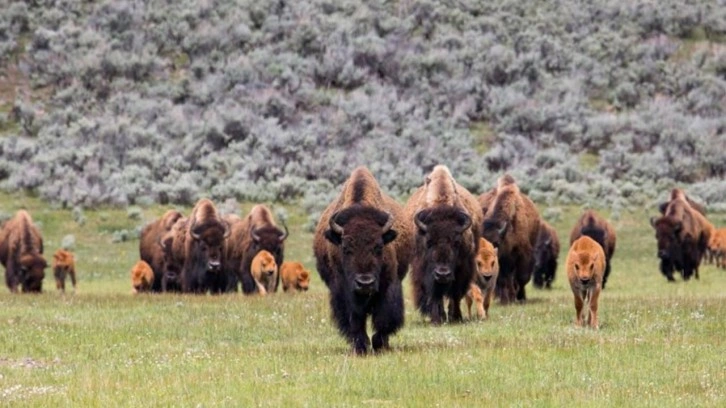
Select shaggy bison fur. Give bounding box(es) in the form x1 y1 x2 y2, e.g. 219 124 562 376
0 210 47 293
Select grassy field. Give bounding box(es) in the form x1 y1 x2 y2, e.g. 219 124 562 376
1 191 725 407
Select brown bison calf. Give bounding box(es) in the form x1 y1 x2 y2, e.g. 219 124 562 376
566 236 605 329
250 250 278 296
130 260 155 294
280 261 311 292
52 249 77 293
465 238 499 320
314 166 412 355
0 210 47 293
569 210 616 289
709 228 726 269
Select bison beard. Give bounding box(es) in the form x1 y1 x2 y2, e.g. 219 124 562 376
321 206 404 355
411 207 476 325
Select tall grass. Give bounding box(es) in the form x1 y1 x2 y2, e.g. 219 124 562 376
1 192 725 407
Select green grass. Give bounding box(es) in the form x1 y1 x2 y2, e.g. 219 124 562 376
1 192 725 406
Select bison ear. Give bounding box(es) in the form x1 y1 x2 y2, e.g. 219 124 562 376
497 222 508 238
382 229 397 245
324 229 342 246
493 247 498 256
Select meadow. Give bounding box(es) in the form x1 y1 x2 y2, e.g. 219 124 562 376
1 191 726 407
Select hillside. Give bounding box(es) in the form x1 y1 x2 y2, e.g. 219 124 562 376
1 0 726 220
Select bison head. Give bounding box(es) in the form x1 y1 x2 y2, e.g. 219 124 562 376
651 216 682 262
190 219 230 272
324 205 396 296
481 218 508 248
414 206 472 284
475 239 499 287
251 221 289 263
571 250 600 288
19 253 47 292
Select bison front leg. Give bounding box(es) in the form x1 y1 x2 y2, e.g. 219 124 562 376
349 312 370 355
573 292 584 327
372 282 404 353
659 259 675 282
588 287 601 330
483 285 494 319
447 293 464 323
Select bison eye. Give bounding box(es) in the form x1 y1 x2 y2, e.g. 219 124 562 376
574 264 579 271
491 261 496 268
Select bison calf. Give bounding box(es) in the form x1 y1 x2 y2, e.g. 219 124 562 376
52 249 77 293
280 261 310 292
131 260 155 294
465 238 499 320
566 236 605 329
250 250 278 296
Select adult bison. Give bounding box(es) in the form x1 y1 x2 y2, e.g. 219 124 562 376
651 194 711 281
405 165 482 325
569 210 616 289
224 205 288 294
139 209 183 292
159 216 188 292
532 220 560 290
0 210 47 293
178 199 230 294
313 166 413 354
480 175 540 304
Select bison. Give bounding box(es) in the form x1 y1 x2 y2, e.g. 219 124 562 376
708 228 726 269
464 238 499 320
313 166 413 354
480 175 541 304
405 165 483 325
139 210 183 292
130 260 154 294
250 250 278 296
569 210 616 289
52 249 77 293
532 220 559 289
179 199 230 294
566 235 605 329
159 216 187 292
0 210 47 293
280 261 311 292
224 205 288 294
651 194 711 281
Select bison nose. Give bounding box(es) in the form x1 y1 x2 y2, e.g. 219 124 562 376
579 278 591 286
657 250 668 259
207 260 221 271
482 275 492 282
433 266 452 282
267 270 274 276
354 275 376 292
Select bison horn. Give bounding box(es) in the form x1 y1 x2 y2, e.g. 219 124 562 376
329 212 344 236
251 227 261 243
414 210 428 233
381 212 394 233
190 218 201 240
279 220 289 243
223 220 231 239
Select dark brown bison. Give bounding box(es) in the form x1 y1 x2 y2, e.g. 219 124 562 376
532 220 560 290
480 175 541 304
183 199 230 293
651 194 711 281
159 216 188 292
313 166 413 354
225 205 288 294
405 165 483 325
569 210 616 289
139 209 183 292
0 210 47 293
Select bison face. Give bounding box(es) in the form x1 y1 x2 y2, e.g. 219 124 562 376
325 206 396 296
415 207 472 284
651 217 681 261
572 253 599 287
297 271 310 291
19 254 47 293
190 224 228 273
251 223 289 263
476 246 498 286
481 219 508 249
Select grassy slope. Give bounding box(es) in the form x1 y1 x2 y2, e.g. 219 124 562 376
1 192 725 407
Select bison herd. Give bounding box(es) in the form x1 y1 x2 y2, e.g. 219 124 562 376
2 166 726 355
